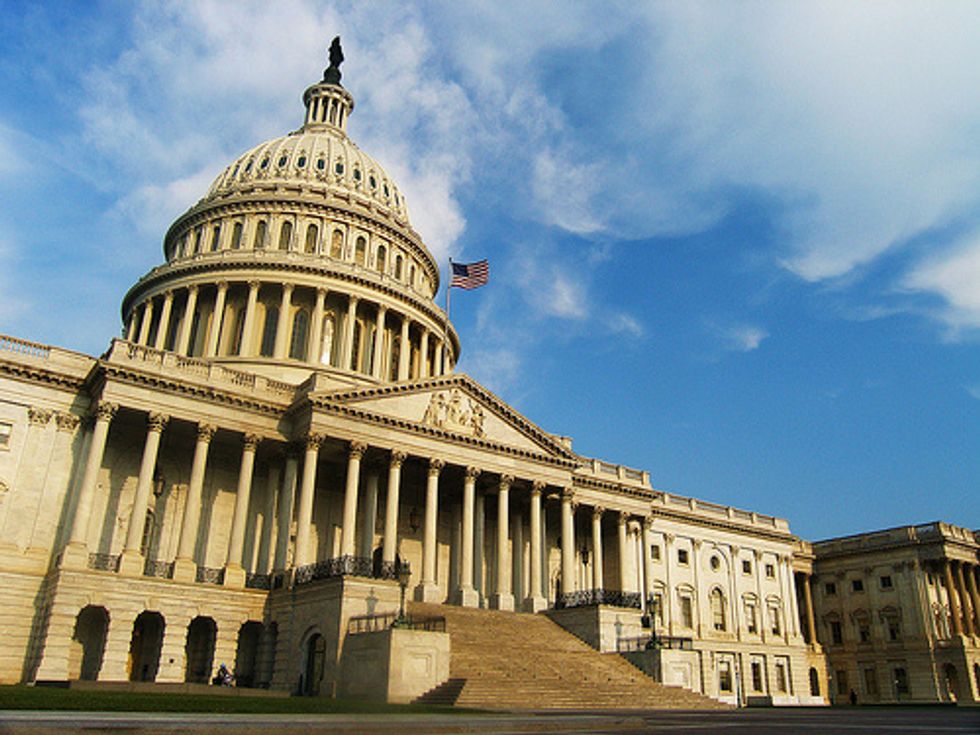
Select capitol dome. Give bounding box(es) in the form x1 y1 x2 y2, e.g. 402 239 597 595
120 42 458 386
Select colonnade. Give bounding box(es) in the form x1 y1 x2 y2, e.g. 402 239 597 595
939 559 980 638
125 281 454 380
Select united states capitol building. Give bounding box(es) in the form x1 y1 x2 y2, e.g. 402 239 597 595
0 45 977 709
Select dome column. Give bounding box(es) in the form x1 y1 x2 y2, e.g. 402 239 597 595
177 285 199 356
153 292 174 350
240 281 261 356
273 284 294 359
205 282 228 357
432 336 443 376
398 318 411 380
342 295 359 371
137 299 154 345
372 305 387 379
419 329 429 379
309 288 328 365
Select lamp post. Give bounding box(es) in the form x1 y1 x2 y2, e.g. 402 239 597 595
396 562 411 626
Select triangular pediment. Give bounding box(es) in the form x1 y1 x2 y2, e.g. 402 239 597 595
310 374 578 461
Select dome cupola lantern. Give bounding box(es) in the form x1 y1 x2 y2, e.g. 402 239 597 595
303 37 354 133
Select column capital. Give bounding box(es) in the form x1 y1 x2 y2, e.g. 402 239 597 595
593 505 605 519
428 457 445 475
186 283 199 295
753 548 763 561
317 287 329 299
499 474 513 489
664 532 676 544
390 449 407 467
348 294 360 307
531 480 546 494
216 280 229 293
730 543 741 557
377 303 388 315
618 510 630 524
147 412 170 433
306 432 325 451
163 288 175 300
248 279 261 291
196 423 217 443
692 538 703 551
282 282 295 295
561 486 575 502
643 515 655 530
27 407 53 427
54 411 81 433
349 440 368 459
243 432 262 451
465 466 482 481
94 402 119 423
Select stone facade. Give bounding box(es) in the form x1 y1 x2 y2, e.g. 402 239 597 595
0 45 971 707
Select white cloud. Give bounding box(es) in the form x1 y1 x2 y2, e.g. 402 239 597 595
966 385 980 401
902 233 980 331
531 149 603 235
606 313 644 337
724 324 769 353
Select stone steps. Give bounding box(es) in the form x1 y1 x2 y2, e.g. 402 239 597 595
409 602 726 711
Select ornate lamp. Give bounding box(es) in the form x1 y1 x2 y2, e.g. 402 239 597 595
396 562 411 626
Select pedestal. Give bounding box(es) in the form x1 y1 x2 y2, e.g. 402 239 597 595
454 586 480 608
223 564 246 588
118 550 145 577
489 593 515 612
523 595 548 613
414 582 442 603
59 542 89 570
172 558 197 584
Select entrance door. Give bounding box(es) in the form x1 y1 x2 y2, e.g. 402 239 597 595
304 634 325 695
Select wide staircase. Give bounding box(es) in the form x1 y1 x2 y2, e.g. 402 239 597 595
410 602 727 710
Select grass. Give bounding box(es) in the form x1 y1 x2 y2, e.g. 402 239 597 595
0 685 477 715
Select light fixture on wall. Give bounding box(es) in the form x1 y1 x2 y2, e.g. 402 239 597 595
152 468 166 498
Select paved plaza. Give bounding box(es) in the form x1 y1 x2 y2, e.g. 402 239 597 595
1 707 978 734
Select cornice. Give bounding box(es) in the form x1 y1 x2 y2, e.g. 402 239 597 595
646 505 797 544
0 359 87 391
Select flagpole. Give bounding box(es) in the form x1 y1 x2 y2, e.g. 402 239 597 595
444 258 453 373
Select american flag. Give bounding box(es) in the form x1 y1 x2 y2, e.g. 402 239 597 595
450 259 489 290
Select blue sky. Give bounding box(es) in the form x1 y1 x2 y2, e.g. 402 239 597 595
2 1 979 540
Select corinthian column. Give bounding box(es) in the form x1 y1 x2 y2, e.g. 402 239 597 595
455 466 480 607
382 450 406 565
415 458 444 602
340 441 366 558
294 433 323 568
592 506 605 592
618 512 631 593
204 281 228 357
273 284 294 359
154 291 174 350
944 560 963 637
62 402 118 569
489 475 514 610
119 412 169 575
560 488 576 601
524 482 547 612
173 422 217 582
177 285 199 356
224 432 261 587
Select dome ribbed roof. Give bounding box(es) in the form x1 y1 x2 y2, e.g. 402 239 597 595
204 127 410 224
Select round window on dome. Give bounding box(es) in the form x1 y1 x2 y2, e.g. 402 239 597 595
353 168 362 182
297 155 307 168
316 158 326 171
260 157 270 170
710 555 721 571
278 155 288 167
335 160 345 175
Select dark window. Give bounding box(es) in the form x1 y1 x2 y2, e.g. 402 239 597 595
825 582 837 596
651 545 661 562
830 620 843 644
260 157 269 169
678 548 689 565
742 559 752 574
316 158 326 171
852 579 864 593
880 575 893 589
895 667 909 695
277 155 288 167
765 563 775 578
260 307 278 357
858 623 871 643
297 155 307 168
334 160 344 175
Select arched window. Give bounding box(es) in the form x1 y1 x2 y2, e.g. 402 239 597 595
254 220 267 249
376 245 387 274
410 264 417 287
710 589 727 631
139 509 155 557
210 224 221 251
320 314 335 365
305 224 318 254
231 222 243 250
395 254 404 280
229 306 246 356
289 310 309 360
193 227 203 254
389 336 400 380
260 306 278 357
355 236 366 266
330 230 344 259
278 221 292 250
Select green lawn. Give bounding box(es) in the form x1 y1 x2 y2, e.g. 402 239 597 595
0 685 475 715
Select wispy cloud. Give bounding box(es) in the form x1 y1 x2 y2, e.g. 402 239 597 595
724 324 769 353
901 231 980 334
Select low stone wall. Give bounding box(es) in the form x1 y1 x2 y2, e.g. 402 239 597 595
546 605 644 652
338 627 450 703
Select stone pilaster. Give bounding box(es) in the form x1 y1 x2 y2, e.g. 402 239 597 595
172 422 217 582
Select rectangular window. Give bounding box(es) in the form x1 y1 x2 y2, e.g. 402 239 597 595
852 579 864 592
719 661 733 693
678 548 689 565
769 606 781 636
824 582 837 596
751 661 764 691
775 661 788 693
745 602 758 634
742 559 752 574
830 620 843 645
880 575 893 589
765 563 775 578
680 596 694 628
836 670 849 696
0 421 11 450
888 620 901 641
894 667 909 696
652 593 664 627
863 667 878 696
858 624 871 643
651 544 661 562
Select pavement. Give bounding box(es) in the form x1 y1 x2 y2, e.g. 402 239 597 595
1 707 979 734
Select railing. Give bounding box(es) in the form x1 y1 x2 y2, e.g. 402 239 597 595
0 335 50 359
616 634 694 652
195 566 225 585
87 553 120 572
347 611 446 635
555 589 642 610
294 556 405 586
143 559 174 579
245 572 272 590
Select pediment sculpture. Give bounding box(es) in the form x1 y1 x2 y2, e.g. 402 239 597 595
420 388 485 438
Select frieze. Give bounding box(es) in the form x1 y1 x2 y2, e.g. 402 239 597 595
420 388 485 438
